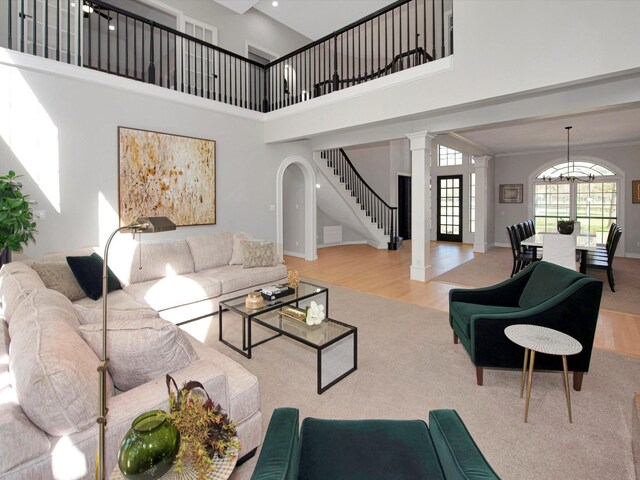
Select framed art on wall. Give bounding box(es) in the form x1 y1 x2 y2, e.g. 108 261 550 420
499 184 523 203
118 127 216 226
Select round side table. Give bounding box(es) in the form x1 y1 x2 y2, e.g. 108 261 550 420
504 324 582 423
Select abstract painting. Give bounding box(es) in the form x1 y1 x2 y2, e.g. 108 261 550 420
118 127 216 226
499 184 523 203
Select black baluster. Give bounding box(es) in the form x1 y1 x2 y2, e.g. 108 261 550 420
44 0 48 58
8 0 12 50
431 0 435 59
441 0 445 58
116 13 120 75
32 0 36 55
159 27 163 86
107 7 111 73
406 2 410 66
187 39 191 94
423 0 427 58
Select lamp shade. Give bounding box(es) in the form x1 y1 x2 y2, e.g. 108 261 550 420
134 216 176 233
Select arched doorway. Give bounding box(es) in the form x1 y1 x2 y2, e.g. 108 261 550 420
276 156 317 261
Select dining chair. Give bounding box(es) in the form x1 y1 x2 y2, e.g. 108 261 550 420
543 234 579 271
585 226 622 292
506 225 535 277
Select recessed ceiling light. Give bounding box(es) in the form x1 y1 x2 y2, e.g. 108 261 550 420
109 24 115 31
82 4 93 13
316 183 320 189
272 1 278 6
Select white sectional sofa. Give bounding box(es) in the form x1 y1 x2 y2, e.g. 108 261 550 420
0 232 287 480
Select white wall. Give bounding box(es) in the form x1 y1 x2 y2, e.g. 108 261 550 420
0 52 311 257
493 144 640 256
316 208 365 247
282 163 305 255
159 0 311 58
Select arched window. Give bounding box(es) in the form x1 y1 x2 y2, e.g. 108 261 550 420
533 161 618 243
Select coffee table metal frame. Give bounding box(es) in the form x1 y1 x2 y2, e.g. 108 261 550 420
218 281 357 394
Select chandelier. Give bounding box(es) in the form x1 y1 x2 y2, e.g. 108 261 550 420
543 126 594 183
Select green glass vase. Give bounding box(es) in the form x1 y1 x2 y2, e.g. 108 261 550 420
118 410 180 480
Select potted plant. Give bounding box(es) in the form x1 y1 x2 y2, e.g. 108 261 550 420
557 219 575 235
0 171 37 267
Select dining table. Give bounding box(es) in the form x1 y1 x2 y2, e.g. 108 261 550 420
521 233 600 274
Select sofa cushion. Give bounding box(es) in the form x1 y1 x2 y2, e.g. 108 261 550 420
73 303 159 326
73 288 151 310
31 261 86 301
187 232 235 271
450 302 522 339
127 239 195 284
79 318 199 391
8 289 115 436
124 273 222 311
229 233 251 265
199 264 287 295
0 402 52 475
242 240 278 268
66 253 123 300
0 262 45 322
519 261 582 310
297 418 444 480
190 339 259 425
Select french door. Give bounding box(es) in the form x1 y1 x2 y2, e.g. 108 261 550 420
437 175 463 242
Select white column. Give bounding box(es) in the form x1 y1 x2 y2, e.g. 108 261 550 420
406 131 435 282
473 156 491 253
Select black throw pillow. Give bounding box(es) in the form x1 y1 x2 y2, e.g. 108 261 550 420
66 252 122 300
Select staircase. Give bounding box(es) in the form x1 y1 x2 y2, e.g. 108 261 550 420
317 149 402 250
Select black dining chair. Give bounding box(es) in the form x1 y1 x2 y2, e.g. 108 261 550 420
507 224 535 277
585 226 622 292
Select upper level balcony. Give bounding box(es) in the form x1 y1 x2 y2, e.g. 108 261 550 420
0 0 453 113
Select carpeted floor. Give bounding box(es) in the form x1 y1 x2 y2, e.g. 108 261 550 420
432 247 640 315
182 284 640 480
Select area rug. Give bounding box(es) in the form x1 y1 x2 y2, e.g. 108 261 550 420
432 247 640 315
181 284 640 480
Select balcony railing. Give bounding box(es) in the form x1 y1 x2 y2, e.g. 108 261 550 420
1 0 451 112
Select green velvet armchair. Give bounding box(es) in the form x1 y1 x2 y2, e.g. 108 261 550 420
449 261 603 390
251 407 500 480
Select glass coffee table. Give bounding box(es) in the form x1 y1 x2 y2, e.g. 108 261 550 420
219 281 357 394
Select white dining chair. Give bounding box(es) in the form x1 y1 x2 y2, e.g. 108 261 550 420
542 234 579 271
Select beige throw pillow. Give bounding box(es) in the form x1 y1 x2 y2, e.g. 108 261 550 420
0 263 45 322
8 289 115 436
228 233 251 265
79 318 199 391
242 240 277 268
31 262 86 301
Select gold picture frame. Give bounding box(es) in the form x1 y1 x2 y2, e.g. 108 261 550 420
118 127 216 227
633 180 640 204
499 184 523 203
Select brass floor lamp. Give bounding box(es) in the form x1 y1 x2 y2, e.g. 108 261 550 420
97 216 176 480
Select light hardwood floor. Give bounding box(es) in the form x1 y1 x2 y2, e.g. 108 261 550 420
284 242 640 357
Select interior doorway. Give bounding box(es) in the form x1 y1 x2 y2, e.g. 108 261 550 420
398 174 411 240
437 175 463 242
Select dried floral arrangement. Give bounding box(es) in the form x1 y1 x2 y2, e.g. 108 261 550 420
163 375 240 479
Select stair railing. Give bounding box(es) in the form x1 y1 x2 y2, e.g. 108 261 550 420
322 148 399 248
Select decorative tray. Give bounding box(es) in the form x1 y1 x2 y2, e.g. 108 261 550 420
279 306 306 323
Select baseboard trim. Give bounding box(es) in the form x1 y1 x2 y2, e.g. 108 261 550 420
283 250 305 258
317 241 368 249
626 253 640 259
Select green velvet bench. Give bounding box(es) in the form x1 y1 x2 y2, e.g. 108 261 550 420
250 407 500 480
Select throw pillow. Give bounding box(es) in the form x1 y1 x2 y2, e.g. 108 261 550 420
73 303 159 326
8 289 115 436
66 252 122 300
0 263 45 322
79 318 199 391
228 233 251 265
242 240 277 268
31 262 86 302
